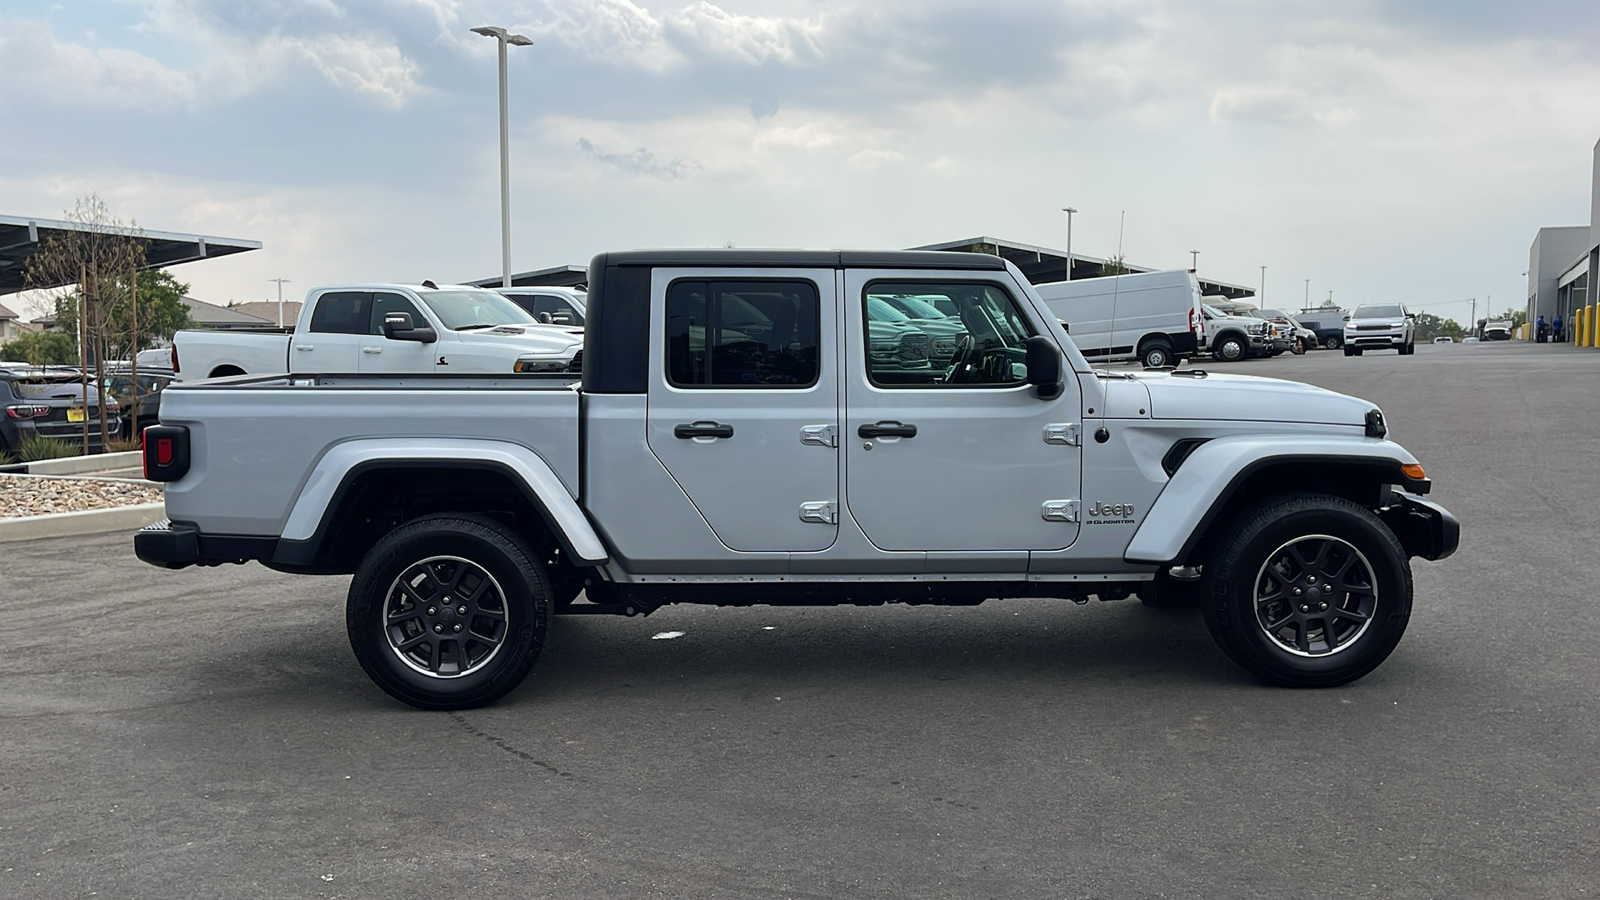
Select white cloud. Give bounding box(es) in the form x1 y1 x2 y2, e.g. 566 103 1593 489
662 1 824 65
0 18 197 111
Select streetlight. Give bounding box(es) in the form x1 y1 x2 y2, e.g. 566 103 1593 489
1061 208 1077 282
1259 265 1267 302
270 278 291 327
472 25 534 289
1189 250 1199 272
1304 279 1309 309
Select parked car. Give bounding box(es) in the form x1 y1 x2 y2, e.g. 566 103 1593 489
1246 309 1303 355
1433 336 1455 344
491 286 588 328
172 283 584 380
1343 304 1417 356
1 366 121 458
1200 304 1270 362
1035 270 1207 369
1462 336 1481 344
1293 310 1350 349
136 247 1459 709
102 367 174 439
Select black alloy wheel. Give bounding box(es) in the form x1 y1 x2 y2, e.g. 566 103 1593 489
347 514 551 709
1323 335 1342 349
1201 494 1411 687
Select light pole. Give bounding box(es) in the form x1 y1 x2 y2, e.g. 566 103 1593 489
1304 279 1309 310
472 25 533 289
1189 250 1199 272
1259 266 1267 303
1061 207 1077 281
270 278 291 327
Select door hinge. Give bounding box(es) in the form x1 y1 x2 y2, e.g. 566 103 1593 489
799 501 838 524
1042 499 1080 523
1043 423 1081 447
800 424 838 448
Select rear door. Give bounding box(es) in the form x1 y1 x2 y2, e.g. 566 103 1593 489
644 268 839 552
843 271 1082 552
294 291 367 373
360 291 438 373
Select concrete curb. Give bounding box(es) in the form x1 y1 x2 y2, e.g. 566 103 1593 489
22 450 143 476
0 503 165 543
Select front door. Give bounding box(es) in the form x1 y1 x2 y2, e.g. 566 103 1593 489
360 291 438 373
644 268 839 552
843 272 1081 551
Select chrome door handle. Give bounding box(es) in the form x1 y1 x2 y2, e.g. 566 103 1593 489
674 421 734 439
858 421 917 439
294 344 314 351
362 347 383 354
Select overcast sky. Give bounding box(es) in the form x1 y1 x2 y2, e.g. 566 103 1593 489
4 0 1600 324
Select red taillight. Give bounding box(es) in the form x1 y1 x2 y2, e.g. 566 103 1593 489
170 344 179 374
157 438 173 465
4 405 50 419
142 425 190 482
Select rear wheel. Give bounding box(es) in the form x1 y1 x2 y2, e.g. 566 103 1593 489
1139 338 1174 369
347 514 551 709
1201 494 1411 687
1323 335 1342 350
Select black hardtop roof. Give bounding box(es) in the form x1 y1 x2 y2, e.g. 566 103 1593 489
590 249 1009 271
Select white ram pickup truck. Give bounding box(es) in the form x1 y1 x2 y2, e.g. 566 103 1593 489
172 283 584 380
136 249 1458 710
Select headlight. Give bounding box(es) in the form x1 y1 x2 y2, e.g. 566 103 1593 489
513 353 570 374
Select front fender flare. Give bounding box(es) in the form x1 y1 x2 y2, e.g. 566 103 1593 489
1122 434 1424 565
277 438 608 566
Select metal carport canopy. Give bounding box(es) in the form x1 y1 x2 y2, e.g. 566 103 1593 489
0 213 262 296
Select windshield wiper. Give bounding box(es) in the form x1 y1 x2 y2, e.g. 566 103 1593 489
456 323 500 331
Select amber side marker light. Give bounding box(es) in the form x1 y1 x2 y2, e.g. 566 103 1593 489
1401 463 1426 480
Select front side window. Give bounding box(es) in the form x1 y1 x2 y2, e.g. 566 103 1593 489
369 293 426 335
863 282 1035 387
666 280 820 388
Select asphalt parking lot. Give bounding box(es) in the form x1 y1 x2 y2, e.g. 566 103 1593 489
3 341 1596 899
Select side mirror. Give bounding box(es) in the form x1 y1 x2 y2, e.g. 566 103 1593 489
1342 315 1351 321
1405 312 1416 319
537 311 554 324
383 312 438 344
1025 335 1063 400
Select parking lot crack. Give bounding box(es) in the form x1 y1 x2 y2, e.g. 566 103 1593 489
448 712 577 778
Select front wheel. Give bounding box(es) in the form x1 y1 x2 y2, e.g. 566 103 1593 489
1323 335 1342 350
1201 494 1412 687
347 514 551 709
1214 335 1246 362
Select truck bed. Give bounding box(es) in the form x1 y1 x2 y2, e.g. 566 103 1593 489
158 373 582 537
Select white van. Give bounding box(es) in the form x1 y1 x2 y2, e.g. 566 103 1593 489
1035 269 1206 368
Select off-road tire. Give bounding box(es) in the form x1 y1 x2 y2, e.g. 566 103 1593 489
1200 494 1412 687
347 514 551 710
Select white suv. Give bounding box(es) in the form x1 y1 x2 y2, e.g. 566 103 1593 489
1343 304 1416 356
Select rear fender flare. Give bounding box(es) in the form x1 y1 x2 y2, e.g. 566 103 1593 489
277 438 608 565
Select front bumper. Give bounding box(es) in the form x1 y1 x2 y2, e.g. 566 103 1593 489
1347 331 1407 348
1380 491 1460 561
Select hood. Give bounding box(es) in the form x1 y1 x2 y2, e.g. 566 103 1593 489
1132 370 1376 427
457 327 581 355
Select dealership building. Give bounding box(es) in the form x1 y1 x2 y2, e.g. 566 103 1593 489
1527 139 1600 329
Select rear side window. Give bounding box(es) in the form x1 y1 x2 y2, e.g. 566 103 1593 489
369 292 425 335
309 292 370 334
665 280 820 388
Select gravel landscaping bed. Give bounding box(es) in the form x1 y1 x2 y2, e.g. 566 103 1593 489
0 473 163 519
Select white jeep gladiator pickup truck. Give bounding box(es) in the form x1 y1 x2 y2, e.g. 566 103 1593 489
136 250 1458 709
172 283 583 380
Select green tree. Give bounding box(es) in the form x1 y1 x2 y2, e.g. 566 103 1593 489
1318 298 1340 309
1101 254 1132 276
0 330 77 365
51 269 191 355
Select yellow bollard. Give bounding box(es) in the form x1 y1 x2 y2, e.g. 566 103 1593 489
1582 308 1589 347
1592 305 1599 347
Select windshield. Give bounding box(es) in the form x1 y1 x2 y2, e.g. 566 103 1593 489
1353 304 1404 319
866 297 912 322
420 290 538 330
1203 305 1227 318
1254 309 1289 318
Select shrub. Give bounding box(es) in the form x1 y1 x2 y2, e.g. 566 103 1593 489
18 435 82 462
